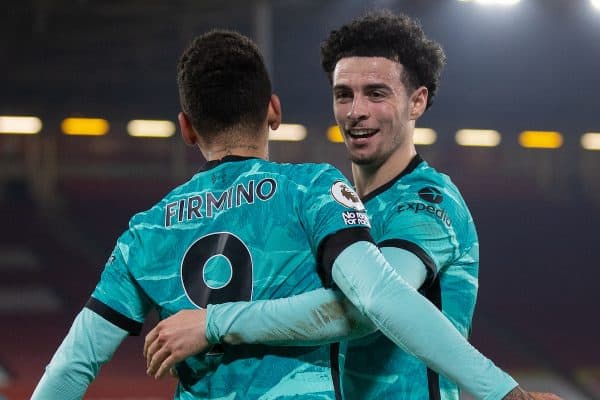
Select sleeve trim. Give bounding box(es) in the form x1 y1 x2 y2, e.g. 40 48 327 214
378 239 438 288
85 297 143 336
317 227 374 287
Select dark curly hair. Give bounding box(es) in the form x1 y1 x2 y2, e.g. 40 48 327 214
321 10 446 109
177 30 272 140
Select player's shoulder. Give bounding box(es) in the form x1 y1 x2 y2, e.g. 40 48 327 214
391 162 475 230
275 160 344 175
365 159 466 219
126 175 198 226
273 161 349 185
396 160 462 201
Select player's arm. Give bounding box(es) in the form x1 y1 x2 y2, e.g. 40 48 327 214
330 240 518 400
143 244 427 378
34 229 150 398
207 287 376 345
143 287 377 380
204 246 425 346
31 307 128 400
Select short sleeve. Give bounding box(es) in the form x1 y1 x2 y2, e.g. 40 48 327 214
376 188 467 286
297 166 374 286
87 228 153 335
299 166 371 251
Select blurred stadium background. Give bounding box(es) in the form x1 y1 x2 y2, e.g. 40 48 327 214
1 0 599 399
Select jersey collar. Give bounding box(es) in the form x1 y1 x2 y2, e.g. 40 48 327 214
360 154 424 203
200 155 259 171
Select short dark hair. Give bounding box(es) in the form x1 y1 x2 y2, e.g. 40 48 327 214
321 10 446 109
177 30 272 139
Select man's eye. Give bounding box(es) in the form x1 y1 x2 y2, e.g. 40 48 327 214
335 92 352 101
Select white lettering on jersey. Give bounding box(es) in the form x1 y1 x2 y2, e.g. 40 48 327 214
164 178 277 227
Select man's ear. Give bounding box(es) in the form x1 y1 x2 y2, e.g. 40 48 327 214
267 94 282 131
409 86 428 120
178 112 197 145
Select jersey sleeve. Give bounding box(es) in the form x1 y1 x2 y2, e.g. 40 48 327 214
31 308 129 399
297 166 374 285
377 187 471 287
87 227 153 335
299 166 371 245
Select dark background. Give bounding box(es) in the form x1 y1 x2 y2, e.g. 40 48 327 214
0 1 598 399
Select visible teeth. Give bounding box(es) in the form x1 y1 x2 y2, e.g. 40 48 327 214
350 130 374 136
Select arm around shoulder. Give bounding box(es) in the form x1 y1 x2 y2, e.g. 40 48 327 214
331 240 519 400
207 287 376 346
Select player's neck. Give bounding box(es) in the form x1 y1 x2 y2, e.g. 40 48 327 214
201 132 269 161
352 145 416 198
203 144 268 161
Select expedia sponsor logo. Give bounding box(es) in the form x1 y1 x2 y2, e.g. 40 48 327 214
418 187 443 204
397 202 452 228
342 211 370 227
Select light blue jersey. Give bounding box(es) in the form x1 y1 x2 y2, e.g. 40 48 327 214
342 154 479 400
88 156 372 399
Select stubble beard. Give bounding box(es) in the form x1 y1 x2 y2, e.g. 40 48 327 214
348 133 403 170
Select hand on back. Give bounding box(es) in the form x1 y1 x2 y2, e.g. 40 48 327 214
143 309 210 379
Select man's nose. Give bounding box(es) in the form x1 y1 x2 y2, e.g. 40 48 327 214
347 96 369 120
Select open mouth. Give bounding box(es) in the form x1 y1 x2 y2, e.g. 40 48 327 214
347 129 379 140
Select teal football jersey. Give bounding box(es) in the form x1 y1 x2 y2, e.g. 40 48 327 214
87 156 372 399
342 155 479 400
